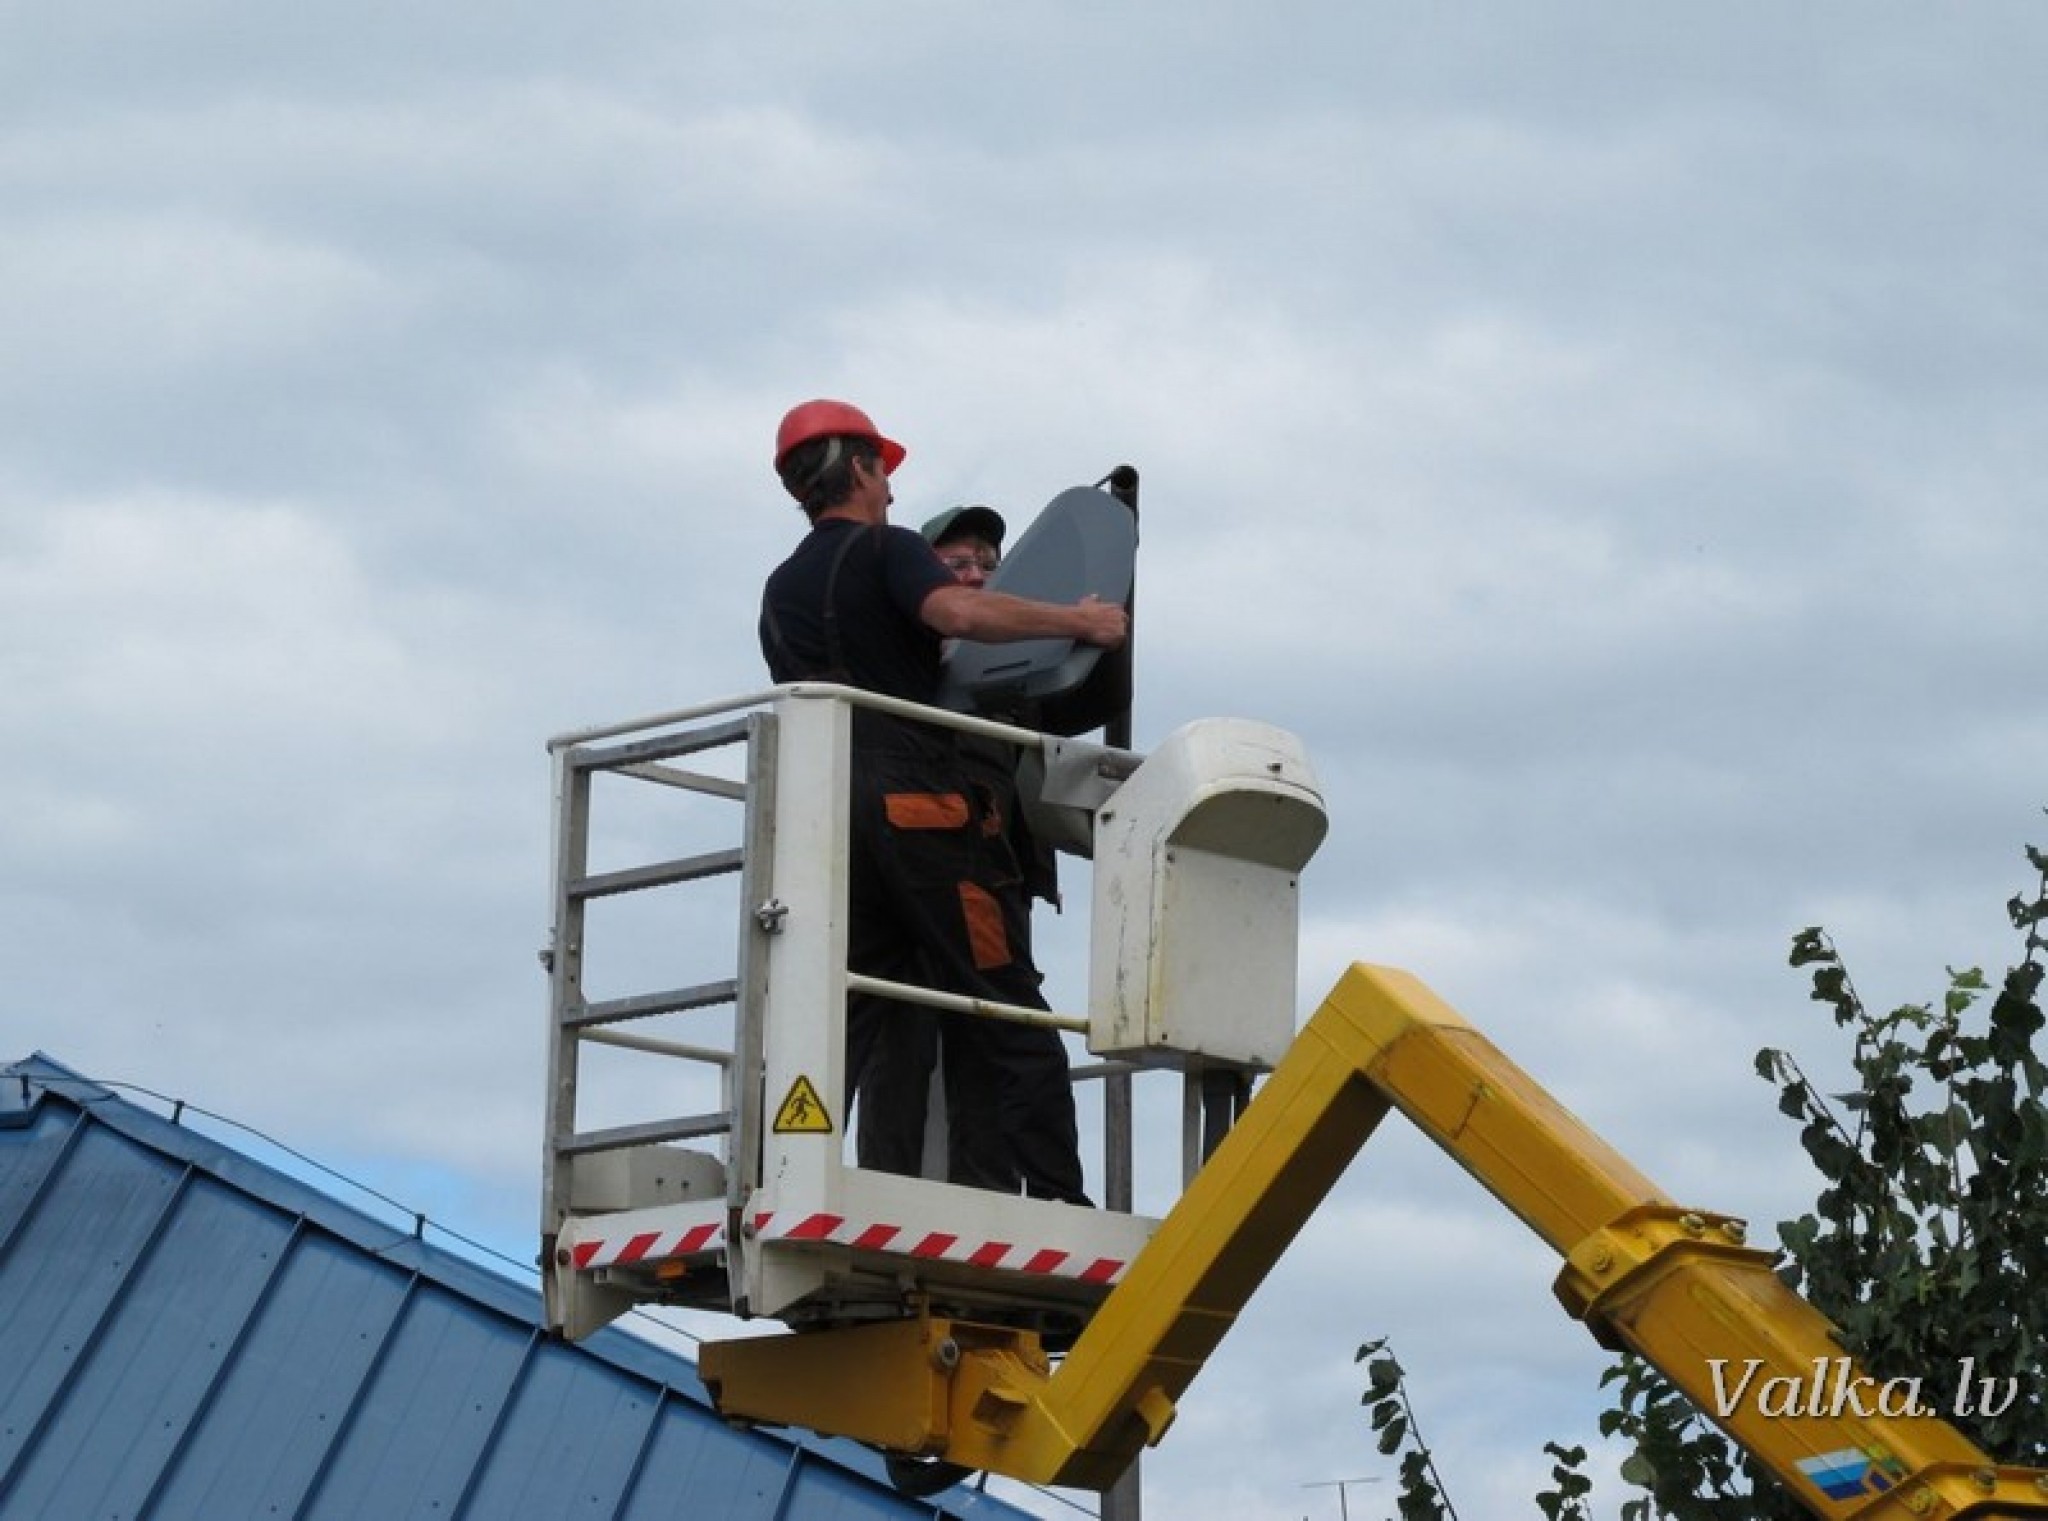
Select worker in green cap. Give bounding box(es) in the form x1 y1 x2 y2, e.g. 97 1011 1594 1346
915 501 1082 1202
919 503 1006 588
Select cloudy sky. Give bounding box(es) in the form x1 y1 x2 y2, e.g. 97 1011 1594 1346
6 4 2045 1516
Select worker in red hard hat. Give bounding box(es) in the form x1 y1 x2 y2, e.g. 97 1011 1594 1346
774 398 908 486
760 402 1123 1203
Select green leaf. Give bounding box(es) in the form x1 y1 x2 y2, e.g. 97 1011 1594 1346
1789 927 1832 967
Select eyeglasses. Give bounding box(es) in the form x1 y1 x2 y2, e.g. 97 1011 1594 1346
939 552 1000 574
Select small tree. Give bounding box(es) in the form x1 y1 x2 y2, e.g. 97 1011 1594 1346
1365 840 2048 1517
1357 1338 1457 1521
1357 1340 1596 1520
1606 841 2048 1515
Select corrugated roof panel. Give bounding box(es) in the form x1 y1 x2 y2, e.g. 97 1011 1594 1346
309 1291 541 1521
0 1057 1049 1521
158 1231 416 1518
468 1339 672 1517
0 1117 188 1509
21 1170 307 1519
619 1408 802 1520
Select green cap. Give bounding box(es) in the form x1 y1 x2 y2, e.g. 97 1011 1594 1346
919 503 1006 549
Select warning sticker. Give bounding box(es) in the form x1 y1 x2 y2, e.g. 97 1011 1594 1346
772 1075 834 1135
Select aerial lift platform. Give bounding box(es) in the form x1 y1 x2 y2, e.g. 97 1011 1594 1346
541 548 2048 1519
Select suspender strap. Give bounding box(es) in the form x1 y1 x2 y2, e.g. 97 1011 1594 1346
763 523 869 683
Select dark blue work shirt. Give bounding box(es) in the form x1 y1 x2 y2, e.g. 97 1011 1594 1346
759 518 954 706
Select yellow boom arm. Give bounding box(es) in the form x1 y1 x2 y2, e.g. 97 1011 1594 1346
702 963 2048 1517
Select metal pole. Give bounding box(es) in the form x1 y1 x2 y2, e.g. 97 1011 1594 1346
1098 466 1140 1521
1098 464 1141 1220
1302 1478 1378 1519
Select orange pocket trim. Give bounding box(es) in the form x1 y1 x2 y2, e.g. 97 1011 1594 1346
957 881 1011 970
884 791 970 830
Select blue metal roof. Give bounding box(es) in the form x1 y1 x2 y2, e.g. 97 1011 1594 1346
0 1054 1048 1521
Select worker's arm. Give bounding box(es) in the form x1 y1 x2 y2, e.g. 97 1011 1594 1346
921 584 1128 647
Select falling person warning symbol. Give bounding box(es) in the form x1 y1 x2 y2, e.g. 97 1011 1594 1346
773 1075 834 1134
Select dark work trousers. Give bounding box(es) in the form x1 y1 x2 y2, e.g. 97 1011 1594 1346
843 737 1088 1205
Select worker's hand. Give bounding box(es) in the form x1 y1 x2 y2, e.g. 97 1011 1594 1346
1073 595 1129 649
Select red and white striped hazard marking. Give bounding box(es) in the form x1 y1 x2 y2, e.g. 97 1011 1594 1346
570 1218 725 1272
754 1211 1130 1284
570 1210 1128 1285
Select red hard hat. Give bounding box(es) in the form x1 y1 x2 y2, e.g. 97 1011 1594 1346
773 399 907 476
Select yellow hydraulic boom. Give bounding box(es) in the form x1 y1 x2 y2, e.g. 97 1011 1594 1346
702 962 2048 1518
